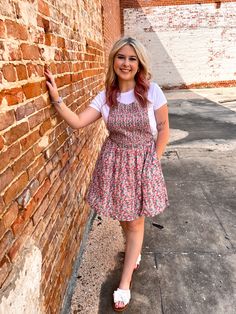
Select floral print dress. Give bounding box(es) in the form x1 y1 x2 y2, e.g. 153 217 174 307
87 101 169 221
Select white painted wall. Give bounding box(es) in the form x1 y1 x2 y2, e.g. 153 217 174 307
0 242 43 314
124 2 236 87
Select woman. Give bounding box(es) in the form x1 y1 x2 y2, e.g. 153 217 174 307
45 36 169 312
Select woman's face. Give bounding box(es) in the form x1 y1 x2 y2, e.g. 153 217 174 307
113 44 139 84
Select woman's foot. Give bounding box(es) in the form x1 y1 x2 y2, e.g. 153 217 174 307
113 287 131 312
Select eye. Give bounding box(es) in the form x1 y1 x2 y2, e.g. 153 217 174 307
129 57 137 61
117 55 124 59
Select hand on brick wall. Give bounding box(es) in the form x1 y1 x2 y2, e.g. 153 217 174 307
44 68 60 103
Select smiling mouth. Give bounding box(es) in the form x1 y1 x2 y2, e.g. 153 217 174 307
120 69 131 73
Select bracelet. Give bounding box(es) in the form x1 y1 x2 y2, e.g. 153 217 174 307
51 97 63 105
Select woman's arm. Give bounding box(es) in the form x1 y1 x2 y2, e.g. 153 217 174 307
45 69 101 129
154 104 170 160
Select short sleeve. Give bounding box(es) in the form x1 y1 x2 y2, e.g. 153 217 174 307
151 83 167 111
89 90 106 112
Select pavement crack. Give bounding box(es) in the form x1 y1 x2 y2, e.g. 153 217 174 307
199 181 235 250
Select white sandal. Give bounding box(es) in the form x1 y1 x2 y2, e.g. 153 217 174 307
134 253 141 270
113 288 131 312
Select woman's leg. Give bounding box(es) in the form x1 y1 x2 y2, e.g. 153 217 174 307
115 216 145 309
120 221 127 239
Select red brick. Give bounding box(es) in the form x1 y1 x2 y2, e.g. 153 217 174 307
40 119 52 136
0 87 24 106
3 172 28 205
5 19 28 40
0 256 12 287
12 148 35 176
0 135 4 151
3 122 29 145
20 43 40 60
45 33 57 46
20 130 40 151
27 155 45 180
38 0 50 16
7 42 22 61
0 109 15 131
0 197 4 216
32 195 49 224
2 202 18 229
15 101 35 121
0 167 14 193
33 178 51 205
16 64 28 81
27 63 44 78
0 20 5 38
2 64 17 82
56 74 71 88
28 110 45 129
12 199 36 236
8 220 33 261
0 230 14 261
0 142 21 172
22 82 41 99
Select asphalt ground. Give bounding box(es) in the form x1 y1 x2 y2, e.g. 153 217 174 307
69 87 236 314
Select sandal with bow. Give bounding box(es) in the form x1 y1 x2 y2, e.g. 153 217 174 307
112 281 132 312
134 254 141 271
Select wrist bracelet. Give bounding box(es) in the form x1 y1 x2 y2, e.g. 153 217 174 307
51 97 63 105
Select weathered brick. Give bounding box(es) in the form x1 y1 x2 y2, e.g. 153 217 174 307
2 202 18 229
0 142 21 172
0 196 4 216
28 110 45 129
3 122 29 145
0 20 6 38
16 64 28 81
27 154 46 180
39 119 52 136
0 135 4 151
0 87 24 106
22 82 41 99
33 178 50 205
3 172 28 205
15 101 35 121
7 42 22 61
8 220 33 261
20 130 40 151
32 195 49 224
38 0 50 17
2 64 17 82
12 198 36 236
12 148 35 176
20 43 40 60
0 256 12 287
5 19 28 40
0 167 14 193
0 230 14 261
0 110 15 131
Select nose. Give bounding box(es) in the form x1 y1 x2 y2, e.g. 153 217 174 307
123 58 130 67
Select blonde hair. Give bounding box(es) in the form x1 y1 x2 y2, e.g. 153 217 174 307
105 36 152 107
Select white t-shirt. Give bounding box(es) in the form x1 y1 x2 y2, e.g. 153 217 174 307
89 82 167 140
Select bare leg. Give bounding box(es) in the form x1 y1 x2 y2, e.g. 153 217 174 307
120 221 127 240
115 216 145 309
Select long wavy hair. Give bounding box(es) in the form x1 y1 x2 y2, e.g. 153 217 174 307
105 37 151 107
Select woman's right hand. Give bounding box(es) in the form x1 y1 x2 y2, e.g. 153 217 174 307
44 68 60 102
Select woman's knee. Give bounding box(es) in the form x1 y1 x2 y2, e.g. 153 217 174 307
126 217 145 232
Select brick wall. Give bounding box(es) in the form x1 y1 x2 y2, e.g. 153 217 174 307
120 0 236 88
0 1 120 313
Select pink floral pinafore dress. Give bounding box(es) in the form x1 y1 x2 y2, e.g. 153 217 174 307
87 100 169 221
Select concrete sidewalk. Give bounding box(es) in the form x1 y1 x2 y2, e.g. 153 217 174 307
70 87 236 314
